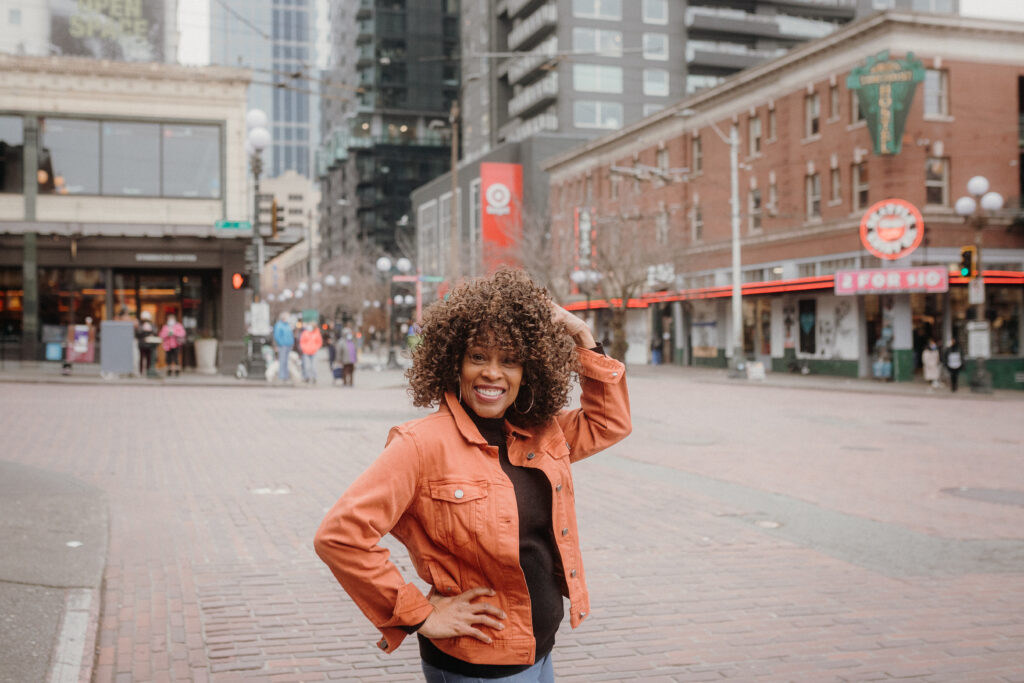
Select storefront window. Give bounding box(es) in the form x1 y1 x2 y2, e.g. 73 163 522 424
162 124 221 198
0 268 23 337
40 118 100 195
0 116 23 193
102 121 161 196
950 286 1022 356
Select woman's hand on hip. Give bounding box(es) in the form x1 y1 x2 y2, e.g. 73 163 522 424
550 302 596 348
418 587 506 643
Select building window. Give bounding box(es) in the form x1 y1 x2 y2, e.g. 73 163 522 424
657 148 669 173
39 118 100 195
573 100 623 129
656 210 669 245
0 116 24 193
574 64 623 93
913 0 954 11
573 27 622 57
162 124 221 198
642 33 669 61
852 162 869 211
925 157 950 206
924 69 949 118
749 189 762 233
767 108 777 141
642 0 668 24
829 84 840 120
805 92 820 137
748 115 762 156
851 91 865 124
806 173 821 219
692 204 703 241
9 8 21 24
692 134 702 174
643 69 669 96
572 0 621 20
610 174 619 199
830 167 841 203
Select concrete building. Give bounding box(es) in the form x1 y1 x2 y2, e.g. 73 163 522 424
542 11 1024 388
259 169 321 296
209 0 319 178
0 54 253 374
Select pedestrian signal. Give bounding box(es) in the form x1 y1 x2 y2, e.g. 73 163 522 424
958 245 977 279
231 272 251 290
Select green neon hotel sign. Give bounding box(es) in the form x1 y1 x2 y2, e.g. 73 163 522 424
847 51 925 155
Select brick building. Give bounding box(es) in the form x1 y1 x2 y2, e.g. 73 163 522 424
543 11 1024 388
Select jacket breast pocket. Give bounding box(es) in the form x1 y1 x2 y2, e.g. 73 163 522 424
428 480 489 550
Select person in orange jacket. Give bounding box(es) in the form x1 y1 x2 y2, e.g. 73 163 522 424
314 269 631 681
298 322 323 384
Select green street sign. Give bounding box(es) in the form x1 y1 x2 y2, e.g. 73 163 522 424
847 51 925 156
215 220 252 230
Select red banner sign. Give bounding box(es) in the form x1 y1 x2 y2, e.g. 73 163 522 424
480 162 523 272
834 266 949 295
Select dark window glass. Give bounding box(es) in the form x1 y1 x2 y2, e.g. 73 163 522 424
0 267 23 337
0 116 23 193
102 121 160 196
162 125 220 198
40 118 99 195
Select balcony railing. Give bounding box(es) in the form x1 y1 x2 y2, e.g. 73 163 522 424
508 3 557 51
507 71 558 118
507 36 558 85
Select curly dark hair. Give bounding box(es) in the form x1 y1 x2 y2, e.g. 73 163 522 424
406 268 579 427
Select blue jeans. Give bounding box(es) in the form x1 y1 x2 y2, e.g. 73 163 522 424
277 346 291 381
421 653 553 683
301 353 316 381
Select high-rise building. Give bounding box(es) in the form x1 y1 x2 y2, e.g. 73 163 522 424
209 0 318 178
316 0 458 262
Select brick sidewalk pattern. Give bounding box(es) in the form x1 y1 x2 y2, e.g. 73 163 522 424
3 368 1023 682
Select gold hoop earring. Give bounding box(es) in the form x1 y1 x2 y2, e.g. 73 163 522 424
457 384 462 403
514 386 534 414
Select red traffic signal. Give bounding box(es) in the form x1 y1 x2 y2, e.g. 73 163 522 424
231 272 250 290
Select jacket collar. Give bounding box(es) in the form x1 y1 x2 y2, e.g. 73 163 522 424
442 391 560 447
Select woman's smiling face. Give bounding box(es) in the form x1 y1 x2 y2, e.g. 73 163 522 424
459 339 523 419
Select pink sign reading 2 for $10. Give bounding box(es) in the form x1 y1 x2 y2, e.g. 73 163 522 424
834 266 949 295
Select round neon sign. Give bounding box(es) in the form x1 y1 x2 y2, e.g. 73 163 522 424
859 198 924 260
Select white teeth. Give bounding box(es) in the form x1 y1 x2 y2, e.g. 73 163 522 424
476 388 504 397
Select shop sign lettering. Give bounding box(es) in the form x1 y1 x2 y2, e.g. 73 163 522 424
847 51 925 155
860 198 923 260
834 266 948 295
135 253 198 262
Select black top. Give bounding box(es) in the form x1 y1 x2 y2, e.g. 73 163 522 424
416 404 563 678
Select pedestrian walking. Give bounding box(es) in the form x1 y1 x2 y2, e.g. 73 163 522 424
159 314 186 377
922 338 941 389
273 312 295 383
945 337 963 392
314 268 632 682
137 311 159 377
299 323 323 384
335 329 357 387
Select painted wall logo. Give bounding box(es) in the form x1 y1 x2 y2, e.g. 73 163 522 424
859 198 924 260
485 182 512 216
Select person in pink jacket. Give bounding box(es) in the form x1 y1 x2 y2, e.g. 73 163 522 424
299 323 323 384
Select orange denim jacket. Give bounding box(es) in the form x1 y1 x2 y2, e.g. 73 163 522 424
313 347 631 666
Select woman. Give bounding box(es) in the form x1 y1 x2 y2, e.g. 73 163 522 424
922 338 941 389
159 314 186 377
945 337 963 392
299 322 323 384
314 269 631 681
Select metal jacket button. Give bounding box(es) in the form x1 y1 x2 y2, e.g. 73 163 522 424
555 484 562 492
454 489 464 499
570 569 577 577
580 611 587 618
561 528 569 536
526 452 535 460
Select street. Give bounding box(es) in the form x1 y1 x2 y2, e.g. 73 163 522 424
3 367 1024 682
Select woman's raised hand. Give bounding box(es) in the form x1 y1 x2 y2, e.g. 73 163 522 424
550 302 596 348
418 587 506 643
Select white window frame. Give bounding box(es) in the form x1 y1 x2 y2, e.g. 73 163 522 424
573 64 624 94
748 189 762 233
642 68 669 96
850 90 865 125
642 0 668 24
767 108 777 142
572 27 623 57
748 115 762 156
806 173 821 219
692 134 702 174
830 167 841 205
852 162 869 212
572 0 622 21
829 84 840 122
805 92 820 138
573 100 624 130
692 203 703 242
924 69 949 119
642 33 669 61
925 157 950 206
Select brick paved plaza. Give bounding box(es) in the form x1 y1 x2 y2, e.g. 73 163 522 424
3 368 1024 682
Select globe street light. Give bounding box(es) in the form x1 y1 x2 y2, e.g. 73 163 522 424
246 110 271 377
954 174 1004 393
376 256 412 368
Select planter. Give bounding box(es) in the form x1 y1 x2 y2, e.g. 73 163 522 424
195 338 219 375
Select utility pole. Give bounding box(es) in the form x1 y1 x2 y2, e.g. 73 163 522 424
449 99 460 285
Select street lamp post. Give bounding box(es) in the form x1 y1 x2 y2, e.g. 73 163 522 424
246 110 271 301
954 174 1004 394
571 269 603 331
376 256 413 368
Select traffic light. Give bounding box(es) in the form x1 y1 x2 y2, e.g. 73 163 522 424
958 245 977 279
271 198 285 238
231 272 250 290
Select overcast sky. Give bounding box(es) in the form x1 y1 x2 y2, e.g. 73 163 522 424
176 0 1024 66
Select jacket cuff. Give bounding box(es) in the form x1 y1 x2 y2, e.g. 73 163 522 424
376 583 434 653
577 346 625 384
